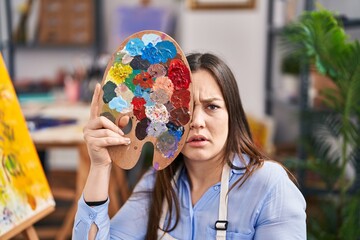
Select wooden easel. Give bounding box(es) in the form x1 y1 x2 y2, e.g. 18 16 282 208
21 226 38 240
0 206 54 240
0 54 55 240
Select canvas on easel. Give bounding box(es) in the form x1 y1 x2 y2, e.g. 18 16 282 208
0 54 55 240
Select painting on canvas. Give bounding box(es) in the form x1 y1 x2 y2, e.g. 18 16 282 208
0 54 55 238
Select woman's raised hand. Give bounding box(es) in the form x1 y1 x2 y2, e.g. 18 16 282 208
83 83 131 167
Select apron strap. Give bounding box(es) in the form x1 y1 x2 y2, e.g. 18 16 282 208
216 163 231 240
159 164 231 240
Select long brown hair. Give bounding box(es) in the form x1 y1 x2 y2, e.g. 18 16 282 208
145 53 268 239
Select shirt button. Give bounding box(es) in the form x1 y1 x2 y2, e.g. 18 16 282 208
89 213 96 220
214 186 219 191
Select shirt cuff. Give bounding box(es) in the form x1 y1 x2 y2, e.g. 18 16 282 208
77 194 110 225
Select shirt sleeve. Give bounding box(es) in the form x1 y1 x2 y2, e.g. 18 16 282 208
72 195 111 240
72 168 156 240
253 164 307 240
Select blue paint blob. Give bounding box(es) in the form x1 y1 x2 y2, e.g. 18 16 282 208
143 91 155 106
141 41 177 64
109 96 129 112
134 85 151 98
141 43 160 64
166 122 184 141
125 38 145 56
155 41 177 62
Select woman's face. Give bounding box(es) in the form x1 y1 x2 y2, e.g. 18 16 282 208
182 69 229 164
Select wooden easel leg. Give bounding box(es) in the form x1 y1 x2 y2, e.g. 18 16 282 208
22 226 39 240
56 143 91 240
55 202 78 240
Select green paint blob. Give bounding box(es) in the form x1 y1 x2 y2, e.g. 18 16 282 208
124 69 141 92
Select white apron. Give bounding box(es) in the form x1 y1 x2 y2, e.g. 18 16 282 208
157 164 231 240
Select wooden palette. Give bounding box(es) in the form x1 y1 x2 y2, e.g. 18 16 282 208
98 30 193 170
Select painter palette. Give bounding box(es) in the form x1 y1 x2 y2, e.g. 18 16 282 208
99 30 193 170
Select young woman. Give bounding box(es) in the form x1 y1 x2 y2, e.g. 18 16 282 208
73 53 306 239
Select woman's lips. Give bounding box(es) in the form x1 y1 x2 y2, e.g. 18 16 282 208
186 135 208 147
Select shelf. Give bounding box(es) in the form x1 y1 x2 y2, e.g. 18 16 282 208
2 0 102 80
267 26 283 35
14 43 96 51
342 18 360 28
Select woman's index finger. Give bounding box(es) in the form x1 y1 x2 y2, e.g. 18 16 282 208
90 83 101 119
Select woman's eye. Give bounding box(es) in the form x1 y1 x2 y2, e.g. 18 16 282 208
207 104 219 110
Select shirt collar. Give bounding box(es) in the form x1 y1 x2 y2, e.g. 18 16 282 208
231 153 249 175
177 153 250 185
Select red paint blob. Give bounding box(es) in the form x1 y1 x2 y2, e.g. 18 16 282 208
168 59 191 90
133 107 146 121
171 89 190 109
131 97 146 111
169 107 190 126
133 71 154 88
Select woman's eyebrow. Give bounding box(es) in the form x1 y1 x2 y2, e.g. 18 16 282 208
200 97 223 103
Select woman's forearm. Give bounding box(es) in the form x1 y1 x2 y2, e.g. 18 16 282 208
82 164 112 240
83 164 112 202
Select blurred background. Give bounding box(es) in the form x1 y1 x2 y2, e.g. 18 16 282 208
1 0 360 239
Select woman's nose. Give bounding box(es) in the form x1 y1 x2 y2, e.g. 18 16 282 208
190 107 205 129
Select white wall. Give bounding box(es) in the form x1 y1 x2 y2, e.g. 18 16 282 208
318 0 360 18
178 0 268 117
